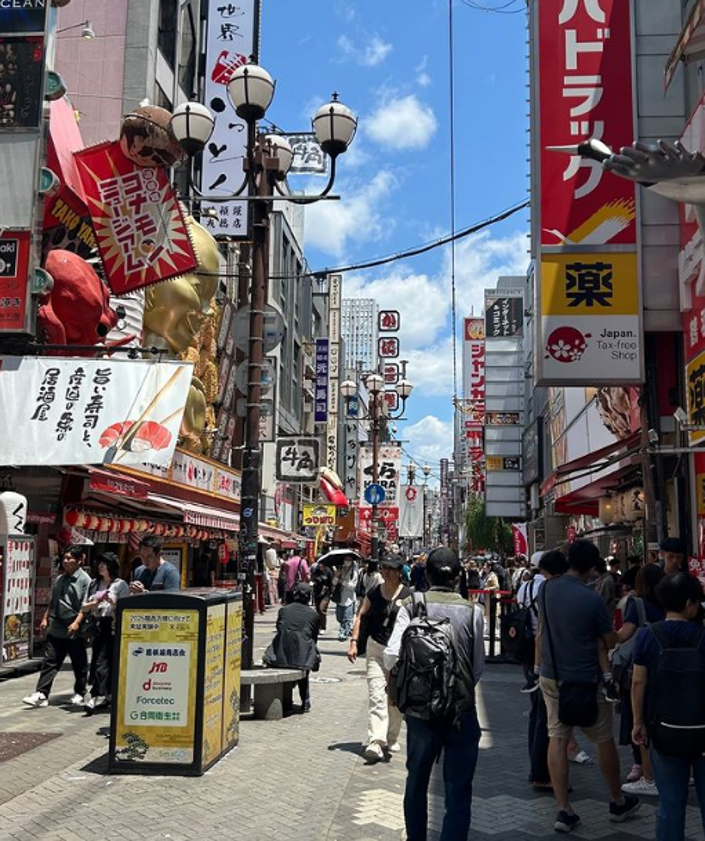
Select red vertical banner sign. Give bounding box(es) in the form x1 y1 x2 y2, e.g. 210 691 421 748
538 0 636 247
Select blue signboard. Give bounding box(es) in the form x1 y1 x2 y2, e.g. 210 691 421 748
314 338 329 424
0 1 47 35
364 483 386 506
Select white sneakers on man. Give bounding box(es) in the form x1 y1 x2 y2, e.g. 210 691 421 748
621 778 659 797
69 693 85 706
22 692 48 707
363 742 385 762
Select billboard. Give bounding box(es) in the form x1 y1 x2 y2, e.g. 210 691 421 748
462 318 486 494
0 357 192 467
201 0 258 237
74 141 198 294
532 0 641 385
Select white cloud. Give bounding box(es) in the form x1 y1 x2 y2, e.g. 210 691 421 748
405 415 454 472
443 229 530 319
337 34 393 67
303 170 398 259
344 269 447 350
404 336 456 397
415 56 431 88
365 94 437 150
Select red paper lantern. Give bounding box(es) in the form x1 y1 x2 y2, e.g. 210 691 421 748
65 510 79 527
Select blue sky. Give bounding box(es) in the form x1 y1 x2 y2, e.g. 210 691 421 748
262 0 529 474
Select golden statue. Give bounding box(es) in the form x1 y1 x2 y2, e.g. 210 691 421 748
143 215 220 353
143 215 221 451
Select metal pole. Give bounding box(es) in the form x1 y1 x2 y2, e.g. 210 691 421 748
371 392 379 563
239 135 274 674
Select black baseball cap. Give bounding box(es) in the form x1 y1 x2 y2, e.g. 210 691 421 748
380 554 404 570
426 547 461 577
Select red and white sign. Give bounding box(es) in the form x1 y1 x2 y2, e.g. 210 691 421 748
511 523 528 557
400 485 423 539
74 141 198 294
463 318 486 494
88 470 149 500
384 390 399 412
1 536 35 662
0 231 31 334
378 310 400 332
358 506 399 524
538 0 636 247
379 337 399 358
384 363 400 385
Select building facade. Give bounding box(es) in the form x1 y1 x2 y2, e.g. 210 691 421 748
341 298 379 372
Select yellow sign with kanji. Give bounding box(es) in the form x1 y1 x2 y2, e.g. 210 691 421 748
687 349 705 446
541 253 638 317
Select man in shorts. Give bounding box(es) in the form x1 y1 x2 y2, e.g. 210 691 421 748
539 540 641 833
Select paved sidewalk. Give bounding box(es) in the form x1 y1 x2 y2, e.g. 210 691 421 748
0 610 702 841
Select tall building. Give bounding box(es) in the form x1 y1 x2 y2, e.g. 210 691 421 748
341 298 379 371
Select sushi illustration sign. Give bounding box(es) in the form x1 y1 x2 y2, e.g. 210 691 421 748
0 357 192 467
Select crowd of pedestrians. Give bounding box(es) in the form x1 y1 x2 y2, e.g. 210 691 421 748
18 532 705 841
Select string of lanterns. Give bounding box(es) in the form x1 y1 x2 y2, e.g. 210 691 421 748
63 509 212 540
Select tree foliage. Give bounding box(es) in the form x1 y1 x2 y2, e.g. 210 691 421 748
465 497 513 555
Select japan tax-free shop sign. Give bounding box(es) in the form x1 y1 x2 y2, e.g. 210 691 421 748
533 0 643 385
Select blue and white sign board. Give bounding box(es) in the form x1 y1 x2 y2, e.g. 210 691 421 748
364 483 387 506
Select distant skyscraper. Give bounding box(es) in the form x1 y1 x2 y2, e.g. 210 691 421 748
342 298 379 371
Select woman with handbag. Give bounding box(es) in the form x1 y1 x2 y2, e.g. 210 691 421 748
347 554 411 762
614 564 665 796
74 552 129 713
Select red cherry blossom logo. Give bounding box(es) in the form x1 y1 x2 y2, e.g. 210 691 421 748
545 326 592 363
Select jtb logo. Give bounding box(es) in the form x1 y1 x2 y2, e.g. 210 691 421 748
148 661 168 674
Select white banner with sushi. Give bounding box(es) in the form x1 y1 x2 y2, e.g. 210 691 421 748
0 357 193 467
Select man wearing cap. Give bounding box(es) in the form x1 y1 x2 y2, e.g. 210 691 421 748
384 547 484 841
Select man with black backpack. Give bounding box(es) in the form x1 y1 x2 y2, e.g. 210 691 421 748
631 572 705 841
384 547 484 841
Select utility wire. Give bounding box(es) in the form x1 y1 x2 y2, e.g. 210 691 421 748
448 0 459 408
194 199 529 281
461 0 525 14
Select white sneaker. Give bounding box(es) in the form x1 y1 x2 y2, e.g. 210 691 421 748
621 778 659 796
70 693 85 706
387 742 402 753
363 742 385 762
22 691 48 708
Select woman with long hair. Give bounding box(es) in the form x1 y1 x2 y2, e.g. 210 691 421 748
75 552 129 713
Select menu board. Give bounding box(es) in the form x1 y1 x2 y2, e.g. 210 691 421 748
1 536 35 662
222 599 243 750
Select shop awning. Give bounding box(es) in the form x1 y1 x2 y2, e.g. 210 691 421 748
540 432 641 499
553 464 639 516
665 0 705 89
147 493 240 532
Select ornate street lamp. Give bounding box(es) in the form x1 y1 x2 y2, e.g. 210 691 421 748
341 373 414 562
171 64 356 676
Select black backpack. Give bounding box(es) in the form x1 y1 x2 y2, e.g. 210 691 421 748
395 594 464 727
647 623 705 758
502 578 538 665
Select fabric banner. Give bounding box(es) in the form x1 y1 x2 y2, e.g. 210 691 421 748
74 141 197 294
399 485 423 538
0 357 192 467
511 523 528 557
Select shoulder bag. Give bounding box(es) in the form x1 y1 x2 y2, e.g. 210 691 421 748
542 582 599 728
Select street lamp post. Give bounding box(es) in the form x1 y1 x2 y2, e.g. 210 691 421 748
422 463 431 546
170 64 357 674
341 374 413 563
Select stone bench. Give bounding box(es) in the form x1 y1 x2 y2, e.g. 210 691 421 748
240 667 306 720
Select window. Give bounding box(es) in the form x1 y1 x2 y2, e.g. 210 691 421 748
178 1 197 97
158 0 179 69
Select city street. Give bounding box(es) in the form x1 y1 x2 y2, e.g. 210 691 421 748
0 612 700 841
